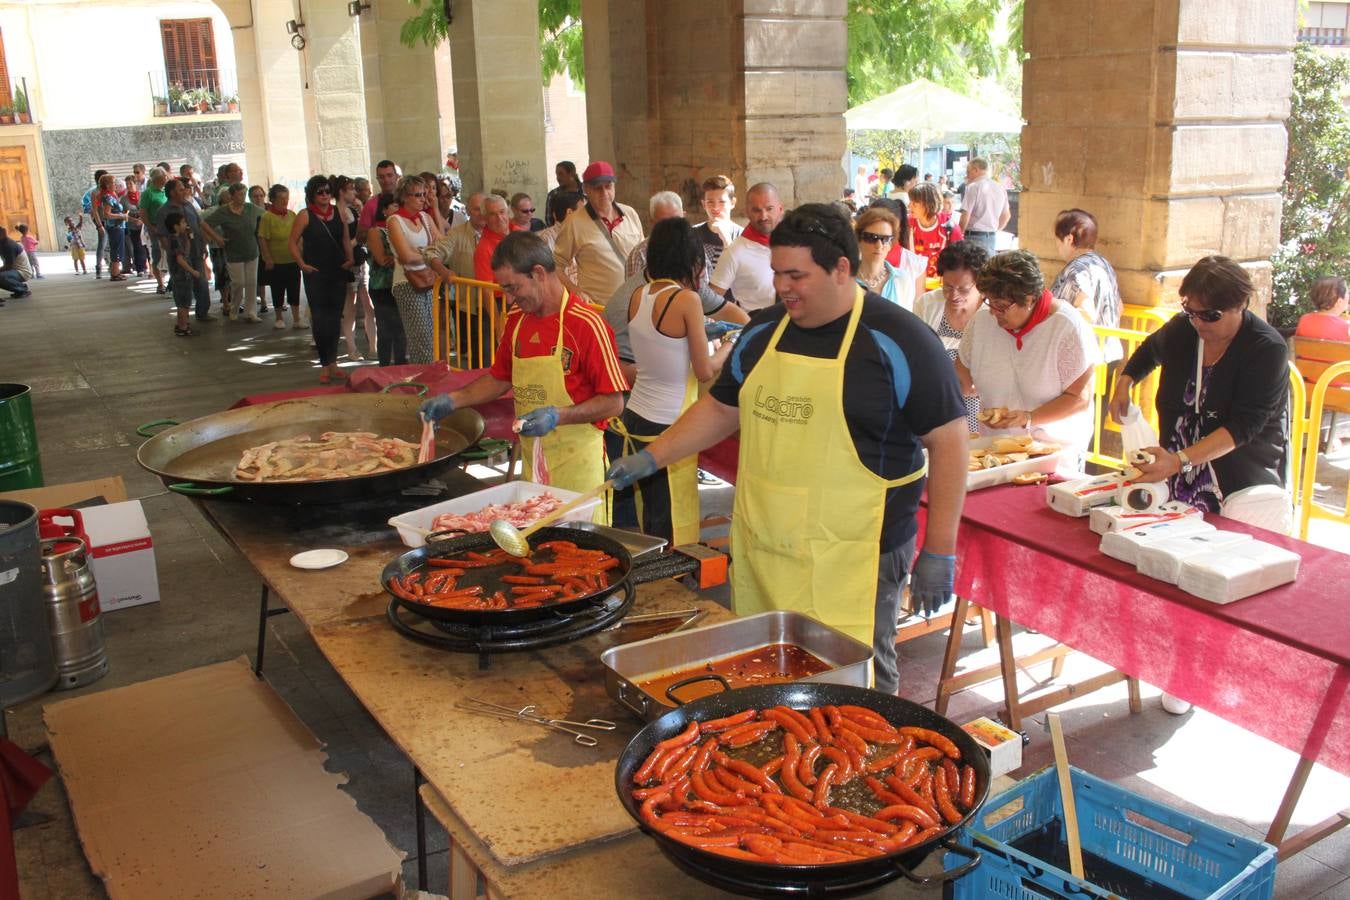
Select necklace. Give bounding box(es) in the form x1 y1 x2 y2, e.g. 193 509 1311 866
858 264 887 293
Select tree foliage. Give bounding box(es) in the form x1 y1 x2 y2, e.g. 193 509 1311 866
1270 43 1350 329
399 0 583 87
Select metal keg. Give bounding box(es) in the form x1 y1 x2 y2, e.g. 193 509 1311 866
39 537 109 690
0 500 56 706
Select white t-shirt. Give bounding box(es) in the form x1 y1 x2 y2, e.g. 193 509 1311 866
961 177 1008 233
710 235 775 311
957 300 1100 451
914 289 955 351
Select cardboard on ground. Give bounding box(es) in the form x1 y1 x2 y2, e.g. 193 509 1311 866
44 657 403 899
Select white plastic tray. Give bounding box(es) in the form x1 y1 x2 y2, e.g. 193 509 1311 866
388 480 599 548
966 436 1062 492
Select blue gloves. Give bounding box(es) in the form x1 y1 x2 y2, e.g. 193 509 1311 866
419 394 455 423
517 406 560 437
910 550 957 617
705 321 743 340
606 450 657 490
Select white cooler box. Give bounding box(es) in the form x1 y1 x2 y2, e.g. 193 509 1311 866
80 501 160 612
388 481 600 548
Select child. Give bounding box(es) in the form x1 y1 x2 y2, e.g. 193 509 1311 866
64 216 88 274
164 211 198 336
15 224 41 278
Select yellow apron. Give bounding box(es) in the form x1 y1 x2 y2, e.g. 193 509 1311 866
511 292 609 524
612 373 701 545
730 286 927 645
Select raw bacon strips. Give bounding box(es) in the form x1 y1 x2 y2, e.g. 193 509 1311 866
234 432 420 482
430 491 564 534
418 417 436 465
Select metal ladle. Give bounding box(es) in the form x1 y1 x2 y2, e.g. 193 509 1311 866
488 479 615 557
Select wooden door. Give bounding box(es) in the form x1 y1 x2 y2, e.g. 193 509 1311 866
0 144 37 239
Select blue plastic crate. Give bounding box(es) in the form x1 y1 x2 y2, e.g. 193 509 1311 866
950 766 1276 900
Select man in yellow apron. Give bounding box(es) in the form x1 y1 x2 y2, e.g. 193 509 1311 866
419 232 627 523
606 204 969 694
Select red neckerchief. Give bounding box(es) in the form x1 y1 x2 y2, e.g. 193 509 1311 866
1004 290 1054 350
392 207 422 223
307 203 334 221
269 203 289 217
742 226 771 247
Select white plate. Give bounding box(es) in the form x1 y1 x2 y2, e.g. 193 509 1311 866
289 549 349 570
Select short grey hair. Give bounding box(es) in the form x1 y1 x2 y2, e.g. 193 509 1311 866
649 191 683 217
484 194 509 212
149 168 168 187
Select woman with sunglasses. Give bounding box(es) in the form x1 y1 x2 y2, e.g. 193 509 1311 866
387 175 444 364
289 175 354 384
955 249 1100 466
1110 256 1291 530
853 206 926 311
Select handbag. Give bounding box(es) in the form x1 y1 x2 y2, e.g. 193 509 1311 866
405 266 437 291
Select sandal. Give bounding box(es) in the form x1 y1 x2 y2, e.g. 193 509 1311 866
174 326 195 337
331 369 350 381
109 275 128 282
319 373 332 385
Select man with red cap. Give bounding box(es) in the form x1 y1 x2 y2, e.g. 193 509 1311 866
552 160 644 308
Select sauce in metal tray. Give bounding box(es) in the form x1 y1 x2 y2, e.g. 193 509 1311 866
638 643 832 705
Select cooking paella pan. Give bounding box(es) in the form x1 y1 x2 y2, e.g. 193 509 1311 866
137 393 485 504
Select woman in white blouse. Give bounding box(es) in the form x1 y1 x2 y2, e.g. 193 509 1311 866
914 240 989 433
955 250 1100 462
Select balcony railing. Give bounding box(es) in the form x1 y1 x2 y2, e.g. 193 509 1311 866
1298 27 1348 46
147 68 240 117
0 76 35 125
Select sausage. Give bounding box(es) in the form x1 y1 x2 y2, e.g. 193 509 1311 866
898 726 961 759
718 721 778 748
864 745 909 775
798 742 822 786
653 721 700 753
838 717 908 746
712 765 762 796
812 762 839 809
500 575 545 585
715 754 782 794
959 764 977 810
933 768 964 825
837 705 899 733
831 722 870 756
778 734 814 801
698 709 758 733
772 706 819 741
874 804 940 829
809 707 832 743
656 742 700 782
763 708 814 744
762 755 784 777
633 745 674 784
819 745 852 782
882 774 941 821
863 776 905 807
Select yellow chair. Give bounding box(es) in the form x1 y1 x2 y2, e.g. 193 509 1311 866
1298 358 1350 541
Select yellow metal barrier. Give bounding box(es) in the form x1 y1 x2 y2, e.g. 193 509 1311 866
1298 360 1350 540
433 276 510 371
1086 320 1167 471
1288 361 1308 519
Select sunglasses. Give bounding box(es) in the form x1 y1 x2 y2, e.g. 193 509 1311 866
1179 303 1225 324
409 192 427 198
518 207 535 215
315 188 331 195
858 231 893 245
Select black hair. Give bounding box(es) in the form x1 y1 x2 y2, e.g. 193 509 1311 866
935 240 989 277
893 165 918 187
645 217 705 284
329 174 353 196
1179 255 1253 312
770 203 861 276
164 211 185 232
869 198 910 246
303 175 331 206
15 223 28 234
376 159 397 171
377 192 400 214
267 184 289 203
548 190 584 224
491 231 557 275
93 169 108 182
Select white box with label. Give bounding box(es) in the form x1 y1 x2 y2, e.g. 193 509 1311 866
79 501 160 612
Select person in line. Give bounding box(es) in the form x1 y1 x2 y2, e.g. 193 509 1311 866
853 205 926 311
539 190 585 256
163 211 201 336
624 192 685 281
956 250 1099 467
64 215 88 275
82 170 108 279
909 181 962 283
890 164 918 205
618 217 736 543
694 175 742 276
425 192 485 281
15 224 41 279
354 177 372 208
248 185 269 315
333 175 376 360
258 185 303 330
365 193 408 366
605 204 968 695
98 174 129 282
156 177 224 322
544 161 584 226
1050 208 1123 362
914 240 990 432
204 183 263 322
140 168 170 294
1111 256 1292 531
510 193 545 233
473 195 513 283
1295 276 1350 342
958 158 1010 255
386 175 443 364
0 226 33 299
419 232 627 517
709 182 785 312
436 177 466 230
289 175 354 384
357 160 402 243
552 161 645 307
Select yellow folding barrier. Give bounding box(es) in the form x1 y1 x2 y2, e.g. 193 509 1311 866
1298 360 1350 541
432 276 509 370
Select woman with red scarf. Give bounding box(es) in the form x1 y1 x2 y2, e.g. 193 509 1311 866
289 175 354 384
954 249 1099 468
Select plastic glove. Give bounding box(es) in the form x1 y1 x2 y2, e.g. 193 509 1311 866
910 550 957 618
705 321 743 340
516 406 560 437
605 450 657 490
418 394 455 424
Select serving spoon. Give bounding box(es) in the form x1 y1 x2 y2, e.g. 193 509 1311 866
488 479 615 557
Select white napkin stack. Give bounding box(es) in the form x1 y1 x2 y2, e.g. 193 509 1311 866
1136 531 1254 584
1176 540 1301 603
1089 501 1203 536
1046 474 1124 518
1099 517 1215 565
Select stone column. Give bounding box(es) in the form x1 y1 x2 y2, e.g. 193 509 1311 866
448 0 548 199
303 2 372 177
360 3 444 175
1020 1 1295 312
230 0 312 189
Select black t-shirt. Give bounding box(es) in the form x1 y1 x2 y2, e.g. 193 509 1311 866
711 292 967 550
0 237 22 269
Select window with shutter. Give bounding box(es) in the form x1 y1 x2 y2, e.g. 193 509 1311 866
0 28 12 106
161 18 219 94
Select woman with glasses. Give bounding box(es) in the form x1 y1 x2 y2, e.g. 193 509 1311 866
853 206 926 311
914 240 989 433
1109 256 1290 530
289 175 354 384
387 175 444 364
956 249 1099 464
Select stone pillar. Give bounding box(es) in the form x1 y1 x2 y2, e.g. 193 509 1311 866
303 3 371 177
580 0 847 220
448 0 548 199
1020 1 1295 313
360 3 444 175
229 0 312 189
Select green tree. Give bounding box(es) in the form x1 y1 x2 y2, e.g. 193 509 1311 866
1271 43 1350 330
400 0 583 87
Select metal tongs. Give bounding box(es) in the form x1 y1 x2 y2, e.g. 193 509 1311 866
458 697 617 747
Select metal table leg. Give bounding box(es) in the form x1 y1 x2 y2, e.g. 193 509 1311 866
415 766 428 891
254 584 291 679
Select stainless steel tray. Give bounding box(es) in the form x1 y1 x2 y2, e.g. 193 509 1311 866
600 610 873 721
560 521 667 560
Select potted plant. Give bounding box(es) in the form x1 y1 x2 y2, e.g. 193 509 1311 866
12 88 29 124
193 88 213 114
168 83 188 113
0 105 13 126
152 95 169 117
225 93 239 113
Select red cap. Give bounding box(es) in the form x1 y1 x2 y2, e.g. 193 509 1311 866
582 161 616 184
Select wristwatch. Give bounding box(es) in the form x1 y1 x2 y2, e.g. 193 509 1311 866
1177 449 1195 475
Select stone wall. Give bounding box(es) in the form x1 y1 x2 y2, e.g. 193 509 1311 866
1020 0 1295 312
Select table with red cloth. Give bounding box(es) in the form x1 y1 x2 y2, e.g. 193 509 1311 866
924 481 1350 856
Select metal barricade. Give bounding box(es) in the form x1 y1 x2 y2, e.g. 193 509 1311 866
433 276 509 371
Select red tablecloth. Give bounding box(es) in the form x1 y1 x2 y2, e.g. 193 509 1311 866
924 483 1350 777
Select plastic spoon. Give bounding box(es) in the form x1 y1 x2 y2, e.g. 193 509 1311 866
489 479 614 557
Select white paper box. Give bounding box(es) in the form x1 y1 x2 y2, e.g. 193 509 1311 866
1099 517 1215 564
1177 540 1301 604
79 502 160 612
1136 531 1254 584
1046 474 1123 517
388 481 599 548
1089 500 1202 535
961 716 1022 778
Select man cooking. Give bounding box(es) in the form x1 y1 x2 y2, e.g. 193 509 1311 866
419 232 627 524
605 204 968 694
